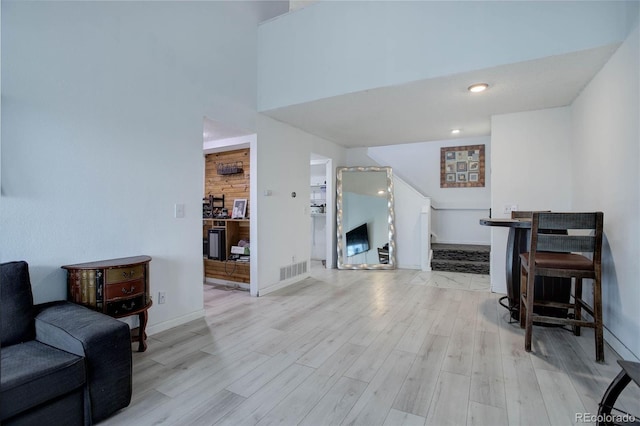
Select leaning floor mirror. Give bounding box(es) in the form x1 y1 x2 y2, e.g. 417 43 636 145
336 166 396 269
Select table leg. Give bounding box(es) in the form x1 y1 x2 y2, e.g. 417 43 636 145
137 309 148 352
505 227 529 320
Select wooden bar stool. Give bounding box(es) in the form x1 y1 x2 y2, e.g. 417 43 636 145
519 211 604 362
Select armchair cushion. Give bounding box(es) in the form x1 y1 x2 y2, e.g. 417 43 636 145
0 261 35 346
0 341 85 420
36 301 132 423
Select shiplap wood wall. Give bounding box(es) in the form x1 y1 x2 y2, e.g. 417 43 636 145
204 148 250 218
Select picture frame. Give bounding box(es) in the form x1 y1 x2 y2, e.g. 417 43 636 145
232 199 247 219
440 144 485 188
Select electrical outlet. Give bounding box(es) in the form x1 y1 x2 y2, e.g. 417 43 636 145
158 291 166 304
503 204 519 215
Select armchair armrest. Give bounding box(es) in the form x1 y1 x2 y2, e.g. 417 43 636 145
35 301 132 423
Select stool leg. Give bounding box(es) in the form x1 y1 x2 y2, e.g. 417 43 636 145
524 268 535 352
520 266 527 329
574 278 582 336
593 276 604 362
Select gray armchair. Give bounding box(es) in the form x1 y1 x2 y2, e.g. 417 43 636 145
1 261 132 425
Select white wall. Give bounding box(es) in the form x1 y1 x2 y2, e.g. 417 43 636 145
369 137 490 208
570 21 640 360
1 1 263 333
490 107 573 294
258 1 634 111
394 178 430 269
369 137 491 245
255 114 345 294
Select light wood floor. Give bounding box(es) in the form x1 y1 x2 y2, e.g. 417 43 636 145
102 263 639 426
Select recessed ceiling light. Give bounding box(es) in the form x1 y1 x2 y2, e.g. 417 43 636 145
468 83 489 93
377 190 385 195
451 129 461 135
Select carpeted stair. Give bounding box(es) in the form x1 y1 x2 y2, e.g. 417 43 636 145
431 243 490 275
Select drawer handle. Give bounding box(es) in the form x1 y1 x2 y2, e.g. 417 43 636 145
120 301 137 312
121 286 136 294
122 270 136 279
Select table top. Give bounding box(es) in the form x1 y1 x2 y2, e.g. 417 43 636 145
618 360 640 387
479 218 532 228
61 255 152 270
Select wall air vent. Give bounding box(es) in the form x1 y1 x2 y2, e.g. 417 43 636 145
279 261 308 281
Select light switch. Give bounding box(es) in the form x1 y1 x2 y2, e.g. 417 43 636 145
174 203 185 218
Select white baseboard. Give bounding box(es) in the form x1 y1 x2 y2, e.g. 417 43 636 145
204 277 250 290
398 263 421 270
146 309 205 336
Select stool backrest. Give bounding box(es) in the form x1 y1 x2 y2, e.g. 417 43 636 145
531 212 604 260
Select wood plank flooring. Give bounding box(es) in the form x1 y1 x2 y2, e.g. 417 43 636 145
101 263 639 425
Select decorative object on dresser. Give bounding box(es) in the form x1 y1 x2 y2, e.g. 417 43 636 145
61 255 152 352
1 261 132 425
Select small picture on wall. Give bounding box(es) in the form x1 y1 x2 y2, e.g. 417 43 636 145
232 199 247 219
440 144 485 188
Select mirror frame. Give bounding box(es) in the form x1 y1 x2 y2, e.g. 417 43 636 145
336 166 396 270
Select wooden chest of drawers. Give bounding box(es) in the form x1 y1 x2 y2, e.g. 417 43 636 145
62 255 152 351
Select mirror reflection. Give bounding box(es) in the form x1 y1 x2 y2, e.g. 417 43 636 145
337 166 396 269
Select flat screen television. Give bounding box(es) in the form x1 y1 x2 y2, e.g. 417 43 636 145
346 223 370 257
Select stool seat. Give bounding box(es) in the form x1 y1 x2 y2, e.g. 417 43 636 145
520 252 594 271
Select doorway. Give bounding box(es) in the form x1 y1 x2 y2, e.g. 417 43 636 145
203 116 258 295
310 154 334 268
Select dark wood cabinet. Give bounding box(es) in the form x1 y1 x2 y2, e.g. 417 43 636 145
62 255 152 352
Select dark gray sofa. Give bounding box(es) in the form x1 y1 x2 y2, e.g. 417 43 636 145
1 261 133 425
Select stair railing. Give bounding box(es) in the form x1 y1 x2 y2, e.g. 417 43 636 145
421 198 432 271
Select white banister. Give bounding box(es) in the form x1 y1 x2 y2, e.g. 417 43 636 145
421 199 432 271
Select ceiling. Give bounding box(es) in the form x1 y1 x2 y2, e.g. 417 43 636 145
261 44 620 148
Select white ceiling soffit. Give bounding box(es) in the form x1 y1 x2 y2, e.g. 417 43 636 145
203 116 254 142
261 44 619 148
202 117 254 154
